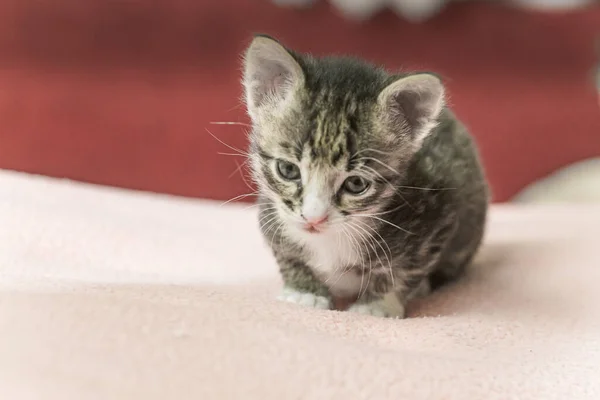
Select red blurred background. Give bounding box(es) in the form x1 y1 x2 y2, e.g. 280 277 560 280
0 0 598 202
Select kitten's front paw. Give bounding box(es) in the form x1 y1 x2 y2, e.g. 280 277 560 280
277 287 331 310
347 302 390 318
347 294 405 319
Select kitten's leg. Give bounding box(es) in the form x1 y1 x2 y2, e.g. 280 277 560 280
277 259 332 310
407 278 431 300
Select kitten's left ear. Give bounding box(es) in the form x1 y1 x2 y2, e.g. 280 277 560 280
243 35 305 121
378 73 445 146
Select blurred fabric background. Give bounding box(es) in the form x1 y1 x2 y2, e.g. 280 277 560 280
0 0 598 203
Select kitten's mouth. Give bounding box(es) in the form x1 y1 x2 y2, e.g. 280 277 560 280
303 224 324 234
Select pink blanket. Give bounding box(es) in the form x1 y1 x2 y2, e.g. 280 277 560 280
0 170 599 399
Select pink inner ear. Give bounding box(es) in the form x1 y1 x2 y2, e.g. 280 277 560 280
271 73 287 95
251 62 293 108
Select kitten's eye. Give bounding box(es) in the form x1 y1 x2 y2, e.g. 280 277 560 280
343 176 370 195
276 160 301 181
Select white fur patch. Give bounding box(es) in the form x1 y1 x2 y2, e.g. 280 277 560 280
278 287 331 309
347 292 406 318
294 227 364 298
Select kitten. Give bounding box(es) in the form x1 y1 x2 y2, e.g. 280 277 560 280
242 35 489 318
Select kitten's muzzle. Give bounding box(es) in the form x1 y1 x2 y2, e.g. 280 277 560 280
301 214 328 233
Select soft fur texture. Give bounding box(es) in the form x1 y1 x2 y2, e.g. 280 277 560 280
1 170 599 399
243 36 489 318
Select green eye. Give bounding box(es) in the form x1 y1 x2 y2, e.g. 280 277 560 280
343 176 370 195
276 160 301 181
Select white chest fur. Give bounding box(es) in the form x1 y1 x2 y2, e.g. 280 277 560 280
300 230 364 298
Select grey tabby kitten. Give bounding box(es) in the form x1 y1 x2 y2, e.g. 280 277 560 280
243 35 489 318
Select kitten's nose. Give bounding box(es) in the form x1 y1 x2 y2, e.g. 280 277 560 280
302 192 329 230
303 214 328 227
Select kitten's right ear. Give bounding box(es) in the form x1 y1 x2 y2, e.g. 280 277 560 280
378 73 445 148
242 35 305 121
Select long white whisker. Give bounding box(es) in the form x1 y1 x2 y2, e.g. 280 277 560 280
354 214 415 236
243 201 273 210
352 148 393 158
220 192 258 206
257 211 279 227
364 203 407 217
355 156 398 175
210 121 252 127
270 221 286 249
398 185 457 191
258 211 280 229
324 230 344 285
345 222 373 300
226 103 244 112
348 221 388 293
355 164 413 211
360 165 394 190
337 227 357 275
355 219 395 289
326 228 362 295
206 128 251 157
340 223 368 298
228 159 248 179
218 152 248 157
251 205 278 215
262 216 281 238
231 159 254 191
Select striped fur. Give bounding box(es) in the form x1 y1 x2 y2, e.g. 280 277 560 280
243 35 489 318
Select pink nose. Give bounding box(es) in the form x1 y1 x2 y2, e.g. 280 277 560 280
304 215 328 227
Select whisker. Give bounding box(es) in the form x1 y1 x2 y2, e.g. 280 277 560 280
362 203 407 217
324 231 344 285
231 159 254 191
328 228 344 283
354 214 415 236
247 204 277 213
398 185 457 191
339 224 366 294
220 192 258 206
255 207 278 216
355 156 398 175
242 200 273 210
352 148 393 158
226 102 244 112
348 221 389 292
355 220 395 289
344 222 373 301
210 121 252 128
228 159 247 178
395 191 415 211
257 211 279 226
270 221 286 249
218 152 248 157
328 227 359 287
206 128 251 158
360 165 394 190
261 215 281 237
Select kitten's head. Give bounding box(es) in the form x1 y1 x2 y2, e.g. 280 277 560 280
242 35 445 238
